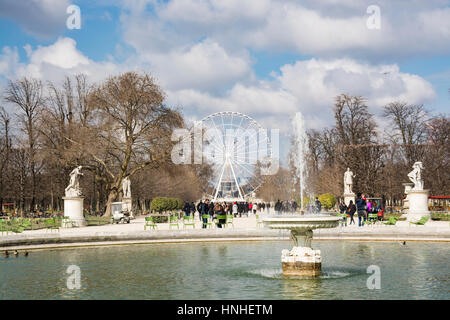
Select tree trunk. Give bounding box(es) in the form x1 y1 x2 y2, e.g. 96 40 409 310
104 189 118 216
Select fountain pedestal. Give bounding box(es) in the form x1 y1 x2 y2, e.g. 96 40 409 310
282 230 322 276
263 216 340 277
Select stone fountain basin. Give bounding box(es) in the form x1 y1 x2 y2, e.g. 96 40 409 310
263 216 341 231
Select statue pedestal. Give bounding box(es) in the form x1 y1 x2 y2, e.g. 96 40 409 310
63 197 87 227
402 183 414 209
407 190 430 222
343 193 356 206
281 230 321 277
123 197 134 218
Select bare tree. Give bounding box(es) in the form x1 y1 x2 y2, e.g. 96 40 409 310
383 102 428 166
67 72 184 215
4 78 44 211
0 106 11 209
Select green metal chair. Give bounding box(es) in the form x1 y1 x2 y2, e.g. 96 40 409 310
202 214 213 229
226 214 234 228
169 215 179 230
409 216 430 226
21 218 32 230
337 213 347 227
62 216 77 228
214 215 227 228
365 213 377 226
384 216 397 225
45 218 60 232
144 216 157 230
0 220 10 235
255 214 263 228
182 215 195 229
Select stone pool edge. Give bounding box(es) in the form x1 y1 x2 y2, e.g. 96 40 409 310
1 228 449 251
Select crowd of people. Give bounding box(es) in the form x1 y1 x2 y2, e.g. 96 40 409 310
182 200 275 228
339 193 384 226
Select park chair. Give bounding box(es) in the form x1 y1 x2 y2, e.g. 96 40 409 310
337 213 347 227
20 218 32 230
8 219 25 234
201 214 213 229
144 216 157 230
409 216 430 227
365 213 378 226
62 216 77 228
45 218 60 232
182 215 195 229
169 215 179 230
0 220 10 235
384 216 397 225
255 214 263 228
214 215 227 228
226 214 234 228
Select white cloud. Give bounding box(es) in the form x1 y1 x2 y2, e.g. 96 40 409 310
147 40 252 92
121 0 450 59
0 0 70 39
165 58 436 133
0 37 125 84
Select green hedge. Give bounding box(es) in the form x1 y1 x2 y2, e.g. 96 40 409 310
150 197 184 213
431 212 450 221
150 215 169 223
318 193 336 210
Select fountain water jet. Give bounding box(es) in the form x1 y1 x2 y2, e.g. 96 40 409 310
292 112 309 210
263 112 340 277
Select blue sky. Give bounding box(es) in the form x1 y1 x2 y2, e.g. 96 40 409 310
0 0 449 164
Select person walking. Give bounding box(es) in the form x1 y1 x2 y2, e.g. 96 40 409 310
201 200 209 228
339 201 347 215
183 201 191 216
197 200 204 221
238 202 243 217
362 194 368 224
347 200 356 225
214 202 225 228
274 199 282 215
208 201 215 218
355 193 367 227
314 197 322 213
190 202 196 218
232 202 238 217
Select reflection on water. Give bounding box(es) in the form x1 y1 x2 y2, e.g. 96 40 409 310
0 241 449 300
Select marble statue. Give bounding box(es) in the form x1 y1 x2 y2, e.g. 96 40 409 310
407 162 424 191
344 168 355 194
122 176 131 198
65 166 83 197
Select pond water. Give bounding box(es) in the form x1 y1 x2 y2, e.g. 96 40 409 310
1 240 449 299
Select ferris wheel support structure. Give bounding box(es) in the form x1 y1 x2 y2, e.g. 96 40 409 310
200 111 271 202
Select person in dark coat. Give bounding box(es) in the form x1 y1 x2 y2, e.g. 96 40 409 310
183 201 191 216
346 200 356 225
190 202 196 217
238 202 244 217
197 200 203 220
355 193 367 227
201 200 209 228
208 201 215 218
339 201 347 214
274 200 282 215
314 197 322 213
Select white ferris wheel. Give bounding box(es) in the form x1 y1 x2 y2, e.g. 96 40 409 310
199 111 272 201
